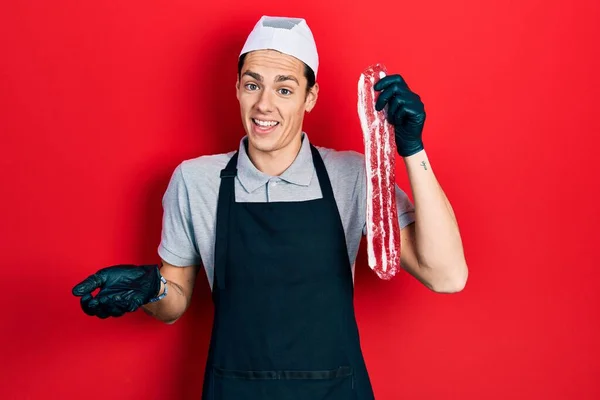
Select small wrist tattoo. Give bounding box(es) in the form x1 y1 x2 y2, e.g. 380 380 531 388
420 161 428 170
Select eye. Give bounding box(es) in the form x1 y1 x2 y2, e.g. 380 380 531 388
245 83 258 91
278 88 292 96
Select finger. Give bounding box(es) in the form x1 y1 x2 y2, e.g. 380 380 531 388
110 309 126 318
375 85 404 111
87 297 100 312
108 305 128 317
93 293 117 311
72 273 103 296
96 292 127 307
100 302 129 318
80 294 97 316
127 298 144 313
387 95 405 125
373 74 408 92
96 293 139 315
98 294 113 305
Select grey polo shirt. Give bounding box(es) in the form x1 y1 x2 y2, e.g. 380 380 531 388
157 133 415 290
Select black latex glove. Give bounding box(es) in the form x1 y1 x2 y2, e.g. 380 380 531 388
72 264 161 318
374 74 426 157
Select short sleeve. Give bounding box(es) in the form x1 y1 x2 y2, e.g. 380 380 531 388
157 164 202 266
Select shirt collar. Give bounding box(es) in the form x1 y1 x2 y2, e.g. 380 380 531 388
236 132 316 194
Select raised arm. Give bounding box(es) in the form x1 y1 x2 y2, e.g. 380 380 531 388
373 73 468 293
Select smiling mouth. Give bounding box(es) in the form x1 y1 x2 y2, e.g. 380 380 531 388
252 118 280 128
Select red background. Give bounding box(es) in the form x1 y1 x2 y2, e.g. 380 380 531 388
1 1 599 399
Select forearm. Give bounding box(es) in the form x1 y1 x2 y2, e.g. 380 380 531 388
403 149 468 291
141 279 189 324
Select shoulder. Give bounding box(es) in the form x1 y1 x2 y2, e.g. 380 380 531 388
167 150 237 195
178 151 236 179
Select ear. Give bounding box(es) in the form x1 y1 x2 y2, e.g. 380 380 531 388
305 82 319 113
236 75 240 101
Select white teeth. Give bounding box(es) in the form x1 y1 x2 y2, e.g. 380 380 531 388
253 119 278 127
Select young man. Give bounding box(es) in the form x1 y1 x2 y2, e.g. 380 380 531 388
73 15 468 399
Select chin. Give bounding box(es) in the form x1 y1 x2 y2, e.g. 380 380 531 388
246 124 283 151
247 135 279 154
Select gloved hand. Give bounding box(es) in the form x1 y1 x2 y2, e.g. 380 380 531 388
374 74 426 157
72 264 162 318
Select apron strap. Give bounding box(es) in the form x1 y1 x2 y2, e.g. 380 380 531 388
309 144 335 201
214 152 239 293
309 144 347 239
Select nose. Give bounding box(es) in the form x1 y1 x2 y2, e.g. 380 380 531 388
255 88 274 113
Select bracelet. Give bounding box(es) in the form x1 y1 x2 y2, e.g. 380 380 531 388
147 275 168 303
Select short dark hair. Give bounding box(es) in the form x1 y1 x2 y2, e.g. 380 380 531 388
237 52 316 95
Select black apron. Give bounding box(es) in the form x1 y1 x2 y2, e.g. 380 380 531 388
201 144 375 400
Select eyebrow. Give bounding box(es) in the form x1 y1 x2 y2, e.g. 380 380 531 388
242 70 299 85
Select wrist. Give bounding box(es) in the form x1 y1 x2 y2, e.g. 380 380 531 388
399 146 425 158
147 275 168 303
158 280 166 296
394 131 423 158
396 139 424 158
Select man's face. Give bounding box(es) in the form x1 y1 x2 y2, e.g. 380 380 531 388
236 49 318 156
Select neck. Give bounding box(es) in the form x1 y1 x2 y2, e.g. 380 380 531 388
247 134 303 176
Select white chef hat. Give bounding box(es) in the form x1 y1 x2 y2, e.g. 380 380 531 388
239 15 319 78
